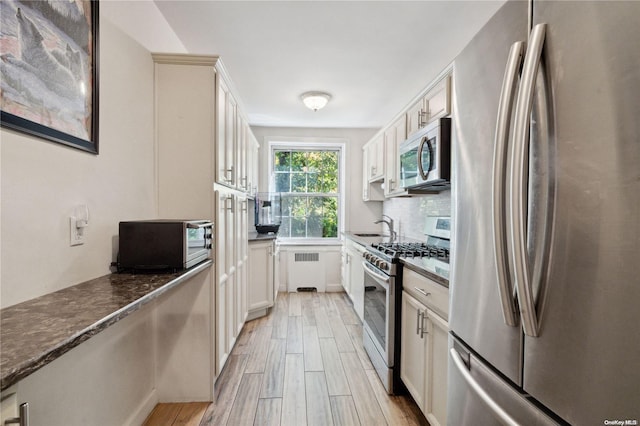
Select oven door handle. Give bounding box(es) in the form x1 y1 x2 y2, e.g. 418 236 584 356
362 261 391 285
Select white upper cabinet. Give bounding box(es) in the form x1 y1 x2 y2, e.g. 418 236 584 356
216 69 256 194
361 67 452 201
406 96 428 139
216 77 234 186
424 74 451 125
247 130 259 196
154 55 217 219
407 74 452 139
364 134 385 182
384 115 408 197
362 145 384 202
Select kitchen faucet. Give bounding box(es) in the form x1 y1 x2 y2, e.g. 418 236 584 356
375 215 397 240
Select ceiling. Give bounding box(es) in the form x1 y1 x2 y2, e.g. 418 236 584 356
138 1 506 128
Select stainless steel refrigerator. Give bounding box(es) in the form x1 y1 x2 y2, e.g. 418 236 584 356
449 1 640 425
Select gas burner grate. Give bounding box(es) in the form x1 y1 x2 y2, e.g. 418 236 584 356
370 242 450 262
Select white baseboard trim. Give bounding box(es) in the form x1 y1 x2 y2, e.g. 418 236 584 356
247 307 269 321
325 283 344 292
125 388 157 426
280 283 344 293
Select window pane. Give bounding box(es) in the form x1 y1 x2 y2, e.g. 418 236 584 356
280 217 291 238
306 151 322 173
275 151 290 171
307 172 321 192
320 172 338 193
290 197 308 218
308 215 324 238
323 197 338 238
291 173 307 192
275 172 290 192
291 152 307 172
291 217 306 237
309 196 324 216
320 151 339 192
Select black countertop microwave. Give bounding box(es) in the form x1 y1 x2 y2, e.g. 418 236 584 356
118 220 213 272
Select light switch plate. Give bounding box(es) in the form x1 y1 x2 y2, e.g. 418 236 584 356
70 216 85 246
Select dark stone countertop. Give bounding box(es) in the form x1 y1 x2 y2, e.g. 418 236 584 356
0 260 212 391
248 231 278 242
400 258 450 288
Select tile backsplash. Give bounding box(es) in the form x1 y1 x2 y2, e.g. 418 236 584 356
382 190 451 241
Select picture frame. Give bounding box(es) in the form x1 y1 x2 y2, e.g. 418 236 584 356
0 0 99 154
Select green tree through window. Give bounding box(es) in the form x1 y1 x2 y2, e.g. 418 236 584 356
273 149 340 239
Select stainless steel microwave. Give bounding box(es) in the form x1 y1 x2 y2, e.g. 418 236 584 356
399 118 451 192
118 220 213 272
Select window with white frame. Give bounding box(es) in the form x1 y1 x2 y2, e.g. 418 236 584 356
269 142 344 241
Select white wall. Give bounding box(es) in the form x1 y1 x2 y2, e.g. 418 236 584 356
0 10 155 308
250 126 383 235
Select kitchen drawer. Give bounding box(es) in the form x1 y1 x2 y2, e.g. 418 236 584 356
403 268 449 320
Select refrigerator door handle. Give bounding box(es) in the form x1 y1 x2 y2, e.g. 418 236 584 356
450 348 520 426
511 23 547 338
492 40 526 328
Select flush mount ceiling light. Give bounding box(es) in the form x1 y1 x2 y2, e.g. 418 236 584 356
301 91 332 112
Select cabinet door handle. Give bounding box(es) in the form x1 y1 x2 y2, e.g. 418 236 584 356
418 108 429 128
420 311 428 338
224 165 235 184
414 287 431 298
225 196 234 213
416 308 422 335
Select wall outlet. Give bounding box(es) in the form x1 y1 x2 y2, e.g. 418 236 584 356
70 216 85 246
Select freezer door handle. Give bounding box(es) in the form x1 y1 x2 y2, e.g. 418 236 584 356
511 23 547 338
450 348 520 426
492 40 526 328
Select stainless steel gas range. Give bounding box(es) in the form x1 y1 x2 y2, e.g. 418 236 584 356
362 216 451 394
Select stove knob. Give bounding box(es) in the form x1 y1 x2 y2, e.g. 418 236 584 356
376 259 386 270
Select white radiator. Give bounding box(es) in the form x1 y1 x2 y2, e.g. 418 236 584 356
287 251 327 292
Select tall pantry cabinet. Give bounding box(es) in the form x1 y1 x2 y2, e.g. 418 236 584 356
153 54 254 385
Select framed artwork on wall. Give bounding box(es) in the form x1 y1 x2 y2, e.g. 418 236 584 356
0 0 99 154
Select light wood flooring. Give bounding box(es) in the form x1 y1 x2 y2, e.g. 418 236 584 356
145 291 428 426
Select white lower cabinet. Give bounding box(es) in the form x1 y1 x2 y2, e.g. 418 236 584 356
401 279 449 426
343 239 365 321
247 239 277 319
427 309 449 426
401 291 428 411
